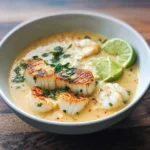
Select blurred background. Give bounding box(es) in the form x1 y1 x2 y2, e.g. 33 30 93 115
0 0 150 43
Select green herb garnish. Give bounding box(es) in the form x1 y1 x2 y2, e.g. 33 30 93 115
75 92 79 96
102 39 108 43
76 112 79 115
42 53 49 57
95 81 98 86
54 46 63 52
37 103 43 107
123 101 128 104
42 89 57 100
109 103 113 106
67 77 74 83
20 63 27 69
12 75 25 83
63 110 67 113
80 89 83 92
53 62 70 73
16 86 21 89
33 76 37 83
127 90 131 95
84 35 91 39
61 69 75 77
58 86 70 93
67 44 72 49
100 88 103 91
14 67 21 75
32 55 39 60
62 54 71 58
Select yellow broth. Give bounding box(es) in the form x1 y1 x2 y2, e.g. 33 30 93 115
9 32 138 122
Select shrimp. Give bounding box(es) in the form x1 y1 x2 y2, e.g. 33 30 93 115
97 83 129 109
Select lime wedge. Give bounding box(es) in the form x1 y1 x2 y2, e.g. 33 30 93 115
101 38 136 68
93 57 123 81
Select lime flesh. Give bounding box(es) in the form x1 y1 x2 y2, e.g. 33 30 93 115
101 38 136 68
93 56 123 82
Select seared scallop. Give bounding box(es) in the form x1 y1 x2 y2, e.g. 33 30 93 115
58 92 89 114
56 68 95 95
27 86 58 113
25 59 56 89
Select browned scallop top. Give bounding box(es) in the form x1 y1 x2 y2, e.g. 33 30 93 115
31 86 47 101
59 92 89 103
26 59 54 77
57 69 94 85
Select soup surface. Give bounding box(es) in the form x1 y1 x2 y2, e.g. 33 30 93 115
9 32 138 122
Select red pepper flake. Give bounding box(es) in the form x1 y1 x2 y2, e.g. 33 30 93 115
93 100 98 105
88 109 91 112
56 117 59 120
77 37 81 40
105 111 107 114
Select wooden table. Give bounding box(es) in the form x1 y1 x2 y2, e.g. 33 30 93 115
0 0 150 149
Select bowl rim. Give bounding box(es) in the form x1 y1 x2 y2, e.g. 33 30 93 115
0 10 150 126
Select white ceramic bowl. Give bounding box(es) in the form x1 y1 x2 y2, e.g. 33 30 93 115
0 11 150 134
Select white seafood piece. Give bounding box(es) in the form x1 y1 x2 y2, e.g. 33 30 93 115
56 68 95 95
97 83 129 109
27 86 58 113
75 39 100 58
25 59 56 89
58 92 89 114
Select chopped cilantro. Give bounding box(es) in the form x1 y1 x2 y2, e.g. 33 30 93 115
16 86 20 89
127 90 131 95
32 55 39 60
95 81 98 86
12 75 25 83
84 35 91 39
37 103 43 107
62 54 71 58
98 39 102 42
42 53 49 57
44 60 49 65
102 39 108 43
14 67 21 75
67 77 74 83
33 76 37 83
58 86 70 92
100 88 103 91
42 89 50 96
76 112 79 115
61 69 75 77
123 101 128 104
20 63 27 69
63 110 67 113
75 92 79 96
54 63 63 73
67 44 72 49
80 89 83 92
42 89 57 100
54 46 63 52
53 63 70 73
109 102 113 106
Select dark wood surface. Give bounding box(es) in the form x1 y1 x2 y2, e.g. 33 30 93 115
0 0 150 150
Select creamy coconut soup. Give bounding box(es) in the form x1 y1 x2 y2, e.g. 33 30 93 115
9 32 138 122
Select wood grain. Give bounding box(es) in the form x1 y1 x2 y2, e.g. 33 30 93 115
0 127 149 150
0 0 150 149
